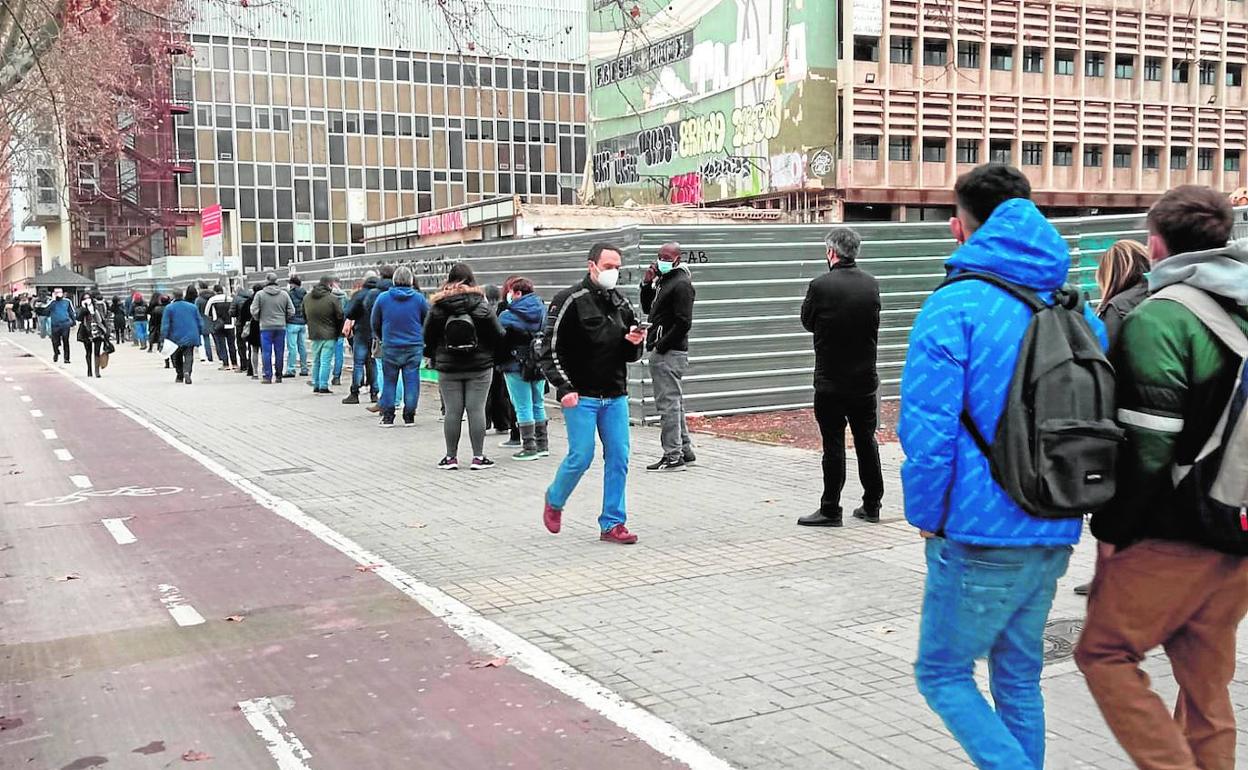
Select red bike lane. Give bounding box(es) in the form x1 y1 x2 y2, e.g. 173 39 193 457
0 342 697 769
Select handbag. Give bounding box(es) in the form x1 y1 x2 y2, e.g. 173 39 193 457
102 338 116 355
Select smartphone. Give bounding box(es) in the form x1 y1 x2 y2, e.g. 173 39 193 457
636 321 653 331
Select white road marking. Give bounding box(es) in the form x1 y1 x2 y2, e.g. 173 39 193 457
29 409 42 417
11 385 22 391
101 517 137 545
238 697 313 769
19 395 30 402
7 336 735 770
157 584 205 627
70 475 92 489
41 429 57 440
54 448 73 462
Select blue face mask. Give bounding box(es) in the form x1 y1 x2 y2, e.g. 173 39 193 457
657 260 675 275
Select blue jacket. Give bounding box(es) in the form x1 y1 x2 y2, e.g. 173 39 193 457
498 292 546 373
47 298 75 330
161 299 205 347
370 286 430 348
898 199 1107 547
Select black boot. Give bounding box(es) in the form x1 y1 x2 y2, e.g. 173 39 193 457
798 509 843 527
342 391 360 404
852 506 881 523
513 423 540 461
534 420 550 457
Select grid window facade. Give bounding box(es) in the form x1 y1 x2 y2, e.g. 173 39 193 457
1023 47 1044 73
1171 147 1189 170
1227 150 1242 172
989 140 1012 164
957 42 980 69
1113 146 1133 168
955 139 979 164
1022 142 1044 166
921 138 947 162
1085 53 1105 78
923 39 948 67
888 137 912 161
890 37 914 64
990 45 1013 71
1053 144 1074 166
854 135 880 160
1115 55 1134 80
1055 50 1075 75
1084 145 1103 168
1144 147 1161 169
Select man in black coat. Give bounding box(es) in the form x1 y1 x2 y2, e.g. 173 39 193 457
640 242 697 471
798 227 884 528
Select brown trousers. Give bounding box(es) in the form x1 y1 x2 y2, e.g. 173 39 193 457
1075 539 1248 770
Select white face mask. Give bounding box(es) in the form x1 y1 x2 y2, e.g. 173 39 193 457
594 268 620 291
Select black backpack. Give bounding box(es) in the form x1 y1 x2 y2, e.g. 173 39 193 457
514 332 544 382
444 312 479 352
944 272 1124 519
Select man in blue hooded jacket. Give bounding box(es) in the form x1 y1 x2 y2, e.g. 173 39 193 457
899 164 1107 770
370 266 429 427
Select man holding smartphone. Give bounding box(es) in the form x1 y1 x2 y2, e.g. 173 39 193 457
539 242 646 545
641 242 698 471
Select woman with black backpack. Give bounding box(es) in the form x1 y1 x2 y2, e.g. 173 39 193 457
423 263 505 471
498 277 548 461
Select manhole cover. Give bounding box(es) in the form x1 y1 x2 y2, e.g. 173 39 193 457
262 466 314 476
1043 618 1084 664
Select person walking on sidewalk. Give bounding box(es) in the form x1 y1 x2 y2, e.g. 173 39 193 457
798 227 884 527
34 291 50 339
284 275 310 378
17 294 33 333
342 270 380 405
206 285 239 370
899 164 1108 770
47 288 75 364
423 263 504 467
251 272 295 384
131 294 150 349
194 281 214 363
76 293 111 378
641 242 697 472
109 296 127 345
539 243 646 545
1075 186 1248 770
370 266 429 426
149 294 168 360
499 277 548 461
231 283 257 377
163 286 205 385
305 275 346 395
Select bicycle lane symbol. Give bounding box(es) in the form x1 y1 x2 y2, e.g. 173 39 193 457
25 486 184 507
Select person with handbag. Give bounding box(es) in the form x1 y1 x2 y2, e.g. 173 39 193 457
205 284 238 370
498 277 548 461
76 292 112 378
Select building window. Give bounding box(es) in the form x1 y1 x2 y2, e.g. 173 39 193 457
921 138 947 162
1226 150 1242 172
888 136 912 161
957 41 980 69
1229 64 1244 87
1083 145 1103 167
1143 147 1160 169
1055 50 1075 75
1023 47 1045 73
1198 147 1214 171
854 36 879 62
956 138 979 164
1113 145 1133 168
1022 142 1044 166
1085 52 1105 78
990 139 1012 164
1172 61 1189 83
923 39 948 67
854 135 880 160
1053 144 1074 166
1115 54 1135 79
990 45 1013 71
1199 61 1216 86
890 36 913 64
1171 147 1189 170
1144 57 1162 81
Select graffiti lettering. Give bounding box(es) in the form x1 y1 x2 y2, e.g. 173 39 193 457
593 150 639 186
637 125 677 166
594 30 695 88
678 113 727 158
731 99 782 150
699 156 753 180
669 172 703 205
680 250 710 264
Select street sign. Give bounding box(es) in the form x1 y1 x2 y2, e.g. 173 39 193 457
202 203 223 264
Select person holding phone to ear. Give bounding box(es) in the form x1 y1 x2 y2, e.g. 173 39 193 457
539 242 646 545
640 242 697 472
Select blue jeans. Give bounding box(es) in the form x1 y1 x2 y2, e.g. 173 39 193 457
259 329 286 380
381 344 422 416
39 316 50 338
285 323 308 374
377 356 402 404
310 338 336 389
351 338 375 395
133 320 148 346
915 538 1073 770
201 332 214 360
503 372 546 424
333 337 345 380
547 396 630 531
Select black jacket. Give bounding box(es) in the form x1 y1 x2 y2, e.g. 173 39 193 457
540 275 643 400
640 265 695 354
150 303 165 338
132 300 149 321
800 262 881 398
422 284 504 374
288 285 308 325
345 276 380 344
1097 279 1149 350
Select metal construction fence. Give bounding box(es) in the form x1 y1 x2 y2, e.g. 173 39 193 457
98 206 1248 423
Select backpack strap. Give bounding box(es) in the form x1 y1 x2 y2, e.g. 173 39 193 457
940 271 1048 312
1151 284 1248 358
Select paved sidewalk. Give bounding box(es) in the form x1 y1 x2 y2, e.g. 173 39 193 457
8 332 1248 769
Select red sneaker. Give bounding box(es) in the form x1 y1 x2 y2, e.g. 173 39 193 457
543 497 562 534
599 524 637 545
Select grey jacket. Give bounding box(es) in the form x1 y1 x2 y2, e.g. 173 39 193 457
250 284 295 331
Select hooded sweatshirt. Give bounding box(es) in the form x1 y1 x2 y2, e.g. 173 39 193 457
1091 239 1248 547
287 284 308 325
346 276 380 344
250 284 295 331
370 284 430 349
304 284 345 341
498 292 546 373
899 198 1108 547
422 284 504 373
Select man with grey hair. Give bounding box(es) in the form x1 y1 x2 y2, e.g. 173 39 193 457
251 271 295 383
370 265 429 427
797 226 884 528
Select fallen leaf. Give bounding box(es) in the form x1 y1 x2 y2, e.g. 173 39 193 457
355 564 382 573
469 657 509 669
224 615 245 623
405 522 427 529
182 750 212 761
54 573 81 582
